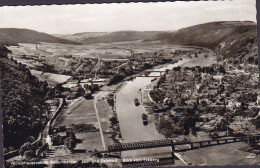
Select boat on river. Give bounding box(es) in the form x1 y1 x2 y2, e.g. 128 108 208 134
142 113 148 125
151 78 157 82
134 98 140 106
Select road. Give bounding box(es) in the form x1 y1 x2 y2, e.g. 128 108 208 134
94 92 107 150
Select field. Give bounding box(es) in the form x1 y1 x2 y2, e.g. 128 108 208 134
6 41 191 84
180 142 260 165
53 98 104 151
7 41 187 62
180 50 216 67
30 70 72 85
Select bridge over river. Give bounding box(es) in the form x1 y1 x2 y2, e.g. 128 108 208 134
108 135 260 152
99 135 260 167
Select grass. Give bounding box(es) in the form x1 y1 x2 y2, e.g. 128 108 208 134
31 70 72 85
53 98 104 152
180 142 260 165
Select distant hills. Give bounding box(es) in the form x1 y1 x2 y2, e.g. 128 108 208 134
0 28 81 45
53 32 109 43
52 21 257 51
0 21 257 65
1 21 256 49
54 31 163 44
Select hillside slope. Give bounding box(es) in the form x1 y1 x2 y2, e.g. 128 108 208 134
0 28 81 45
154 21 255 47
216 24 258 65
154 21 258 64
0 45 51 151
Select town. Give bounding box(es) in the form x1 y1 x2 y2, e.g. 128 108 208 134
149 60 259 139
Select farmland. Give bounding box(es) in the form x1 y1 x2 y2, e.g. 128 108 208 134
6 41 183 84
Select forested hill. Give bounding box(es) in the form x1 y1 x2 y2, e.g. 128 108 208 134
0 28 81 45
153 21 256 48
153 21 258 64
0 45 51 151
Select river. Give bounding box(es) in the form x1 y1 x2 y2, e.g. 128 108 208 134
115 58 190 159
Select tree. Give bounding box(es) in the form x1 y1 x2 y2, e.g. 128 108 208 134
55 83 64 93
219 65 226 74
218 119 228 132
109 115 119 125
0 45 11 58
247 56 255 64
19 142 32 157
35 149 42 157
27 136 35 143
24 150 35 159
255 58 258 65
64 137 76 150
90 84 99 93
76 86 85 97
108 73 125 85
201 100 207 107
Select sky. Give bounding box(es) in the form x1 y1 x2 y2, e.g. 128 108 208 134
0 0 257 34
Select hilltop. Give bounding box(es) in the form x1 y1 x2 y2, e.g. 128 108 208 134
0 28 81 45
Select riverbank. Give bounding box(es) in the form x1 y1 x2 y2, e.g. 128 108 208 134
103 57 183 144
99 83 126 145
113 55 199 160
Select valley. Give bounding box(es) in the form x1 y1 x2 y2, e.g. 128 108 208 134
2 20 260 167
